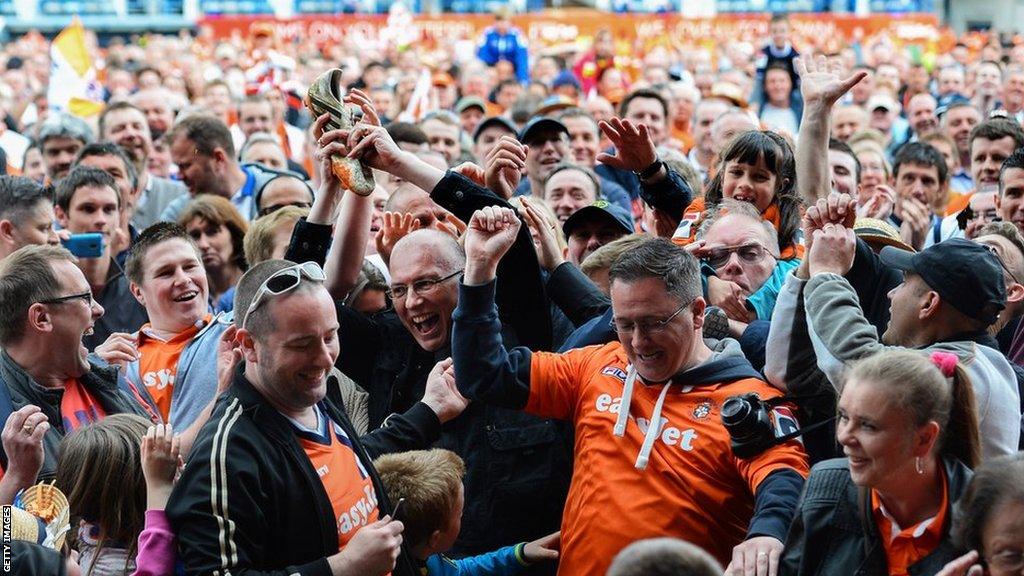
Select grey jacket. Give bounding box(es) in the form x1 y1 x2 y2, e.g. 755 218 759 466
132 175 186 231
766 272 1021 459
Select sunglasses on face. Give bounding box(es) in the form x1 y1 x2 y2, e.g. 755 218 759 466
704 243 777 269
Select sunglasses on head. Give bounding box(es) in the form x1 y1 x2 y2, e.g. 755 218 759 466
240 262 326 329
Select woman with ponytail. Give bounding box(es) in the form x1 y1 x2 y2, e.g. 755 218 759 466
780 348 980 576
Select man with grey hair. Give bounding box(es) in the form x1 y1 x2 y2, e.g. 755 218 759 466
0 176 59 260
166 259 467 576
452 214 808 574
38 113 94 182
0 244 148 483
697 200 794 323
607 538 723 576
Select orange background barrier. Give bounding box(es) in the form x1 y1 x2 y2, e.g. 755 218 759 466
198 10 951 52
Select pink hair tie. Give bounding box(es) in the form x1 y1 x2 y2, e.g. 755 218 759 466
930 351 958 378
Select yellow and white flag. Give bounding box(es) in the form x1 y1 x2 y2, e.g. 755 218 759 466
48 18 105 118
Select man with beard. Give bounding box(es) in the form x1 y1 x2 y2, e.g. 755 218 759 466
100 103 185 230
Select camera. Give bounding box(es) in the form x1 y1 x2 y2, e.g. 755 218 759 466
721 393 800 459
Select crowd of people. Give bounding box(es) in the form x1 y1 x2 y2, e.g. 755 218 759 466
3 10 1024 576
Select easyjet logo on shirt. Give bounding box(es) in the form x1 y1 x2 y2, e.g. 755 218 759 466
142 369 174 391
338 484 378 535
595 394 699 451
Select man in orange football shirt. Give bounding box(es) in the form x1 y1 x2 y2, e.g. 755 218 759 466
452 207 809 576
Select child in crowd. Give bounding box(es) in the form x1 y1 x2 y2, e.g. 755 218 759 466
55 416 180 576
374 449 559 575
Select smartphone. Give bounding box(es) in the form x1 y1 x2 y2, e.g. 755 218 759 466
62 233 104 258
391 498 406 522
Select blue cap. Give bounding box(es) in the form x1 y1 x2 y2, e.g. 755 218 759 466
551 70 581 91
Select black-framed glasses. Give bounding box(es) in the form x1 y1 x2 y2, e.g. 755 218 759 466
388 270 462 301
704 243 778 269
37 291 93 305
609 300 693 336
240 262 327 329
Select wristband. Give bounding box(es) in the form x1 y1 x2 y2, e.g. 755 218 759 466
635 158 663 180
514 542 531 566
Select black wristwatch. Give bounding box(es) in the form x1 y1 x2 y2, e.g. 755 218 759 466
634 158 663 181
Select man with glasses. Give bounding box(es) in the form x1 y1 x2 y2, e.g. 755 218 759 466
0 245 150 484
168 258 468 576
697 200 796 325
452 209 809 575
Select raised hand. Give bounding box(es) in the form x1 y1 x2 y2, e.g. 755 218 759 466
141 423 182 510
485 136 527 200
451 162 486 187
796 55 867 109
519 196 566 272
596 118 658 173
313 112 352 197
346 124 406 174
808 223 857 277
374 211 422 266
802 192 857 253
343 88 381 127
421 358 469 424
463 206 523 285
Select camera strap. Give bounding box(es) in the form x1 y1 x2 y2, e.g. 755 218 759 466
771 414 838 445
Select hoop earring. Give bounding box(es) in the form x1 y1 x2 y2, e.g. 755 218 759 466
915 457 924 475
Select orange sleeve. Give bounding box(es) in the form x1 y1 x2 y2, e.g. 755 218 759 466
525 348 594 421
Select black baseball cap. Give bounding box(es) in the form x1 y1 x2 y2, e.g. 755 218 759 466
879 238 1006 325
519 116 569 145
472 116 517 143
563 200 634 238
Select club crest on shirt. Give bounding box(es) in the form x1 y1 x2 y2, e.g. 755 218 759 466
692 400 714 420
601 366 627 383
